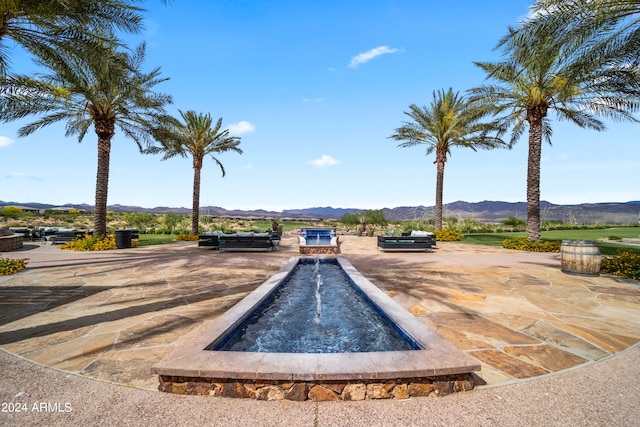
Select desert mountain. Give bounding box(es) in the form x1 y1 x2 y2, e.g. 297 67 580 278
2 200 639 224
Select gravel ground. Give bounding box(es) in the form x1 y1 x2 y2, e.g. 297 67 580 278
1 345 639 426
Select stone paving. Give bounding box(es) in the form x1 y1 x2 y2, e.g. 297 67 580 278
1 236 639 394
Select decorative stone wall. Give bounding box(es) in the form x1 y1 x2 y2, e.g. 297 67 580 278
299 246 340 255
157 374 475 401
0 234 24 252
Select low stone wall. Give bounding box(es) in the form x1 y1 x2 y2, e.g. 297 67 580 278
0 234 24 252
299 246 340 255
158 374 475 401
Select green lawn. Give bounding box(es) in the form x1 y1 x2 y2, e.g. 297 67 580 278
463 227 640 255
137 234 177 246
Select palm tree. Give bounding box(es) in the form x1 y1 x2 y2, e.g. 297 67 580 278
0 42 172 235
526 0 639 53
389 88 506 231
0 0 144 75
146 111 243 236
468 4 639 241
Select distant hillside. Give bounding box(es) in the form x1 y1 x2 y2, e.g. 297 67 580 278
1 200 639 224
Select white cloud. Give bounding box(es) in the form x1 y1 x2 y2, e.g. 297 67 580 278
227 121 256 135
349 45 400 68
5 172 44 181
308 154 339 167
0 136 15 147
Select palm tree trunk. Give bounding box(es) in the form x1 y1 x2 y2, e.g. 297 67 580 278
434 150 446 231
191 159 202 236
94 136 111 236
526 111 545 242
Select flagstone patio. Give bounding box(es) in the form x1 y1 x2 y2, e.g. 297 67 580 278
1 236 638 394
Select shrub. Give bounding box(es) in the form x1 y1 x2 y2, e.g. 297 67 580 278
61 234 117 251
502 237 561 252
402 220 435 234
601 250 640 280
435 228 463 241
458 219 484 233
608 236 622 241
176 233 198 241
0 228 12 236
0 257 29 276
0 206 25 219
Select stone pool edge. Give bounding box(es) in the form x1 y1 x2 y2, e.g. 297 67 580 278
152 256 481 401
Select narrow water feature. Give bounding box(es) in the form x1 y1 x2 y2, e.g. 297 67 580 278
153 256 481 400
209 257 417 353
314 256 322 323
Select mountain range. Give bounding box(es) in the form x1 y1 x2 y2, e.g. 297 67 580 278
2 200 639 224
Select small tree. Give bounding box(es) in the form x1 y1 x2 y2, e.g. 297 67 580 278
339 213 360 233
123 212 157 231
363 209 388 236
162 212 180 233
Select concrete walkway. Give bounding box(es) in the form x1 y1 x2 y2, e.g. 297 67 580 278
1 237 639 425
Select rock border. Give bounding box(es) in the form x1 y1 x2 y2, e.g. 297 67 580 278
158 374 475 401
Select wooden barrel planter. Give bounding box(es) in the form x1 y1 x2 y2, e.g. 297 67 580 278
560 240 601 276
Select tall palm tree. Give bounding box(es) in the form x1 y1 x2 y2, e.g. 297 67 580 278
526 0 639 53
0 0 144 75
0 42 172 235
508 1 640 97
468 4 639 241
147 111 243 236
389 88 506 231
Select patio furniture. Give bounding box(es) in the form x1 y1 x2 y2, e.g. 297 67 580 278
198 232 221 249
377 231 436 252
52 229 85 244
218 232 275 252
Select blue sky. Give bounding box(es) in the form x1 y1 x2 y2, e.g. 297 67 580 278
1 0 638 211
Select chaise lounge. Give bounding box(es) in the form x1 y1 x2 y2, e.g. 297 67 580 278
377 231 436 252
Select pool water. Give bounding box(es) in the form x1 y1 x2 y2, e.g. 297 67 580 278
210 258 418 353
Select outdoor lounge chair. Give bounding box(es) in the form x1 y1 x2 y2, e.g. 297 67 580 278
217 232 275 252
377 230 436 252
198 232 220 249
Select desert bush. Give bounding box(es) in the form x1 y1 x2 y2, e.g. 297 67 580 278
0 257 29 275
176 233 199 241
444 217 458 226
435 228 463 241
601 250 640 280
502 237 561 252
402 220 435 234
61 234 117 251
0 206 27 219
502 216 526 230
457 219 479 233
123 212 157 231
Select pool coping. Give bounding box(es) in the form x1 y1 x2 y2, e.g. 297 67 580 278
152 256 480 384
